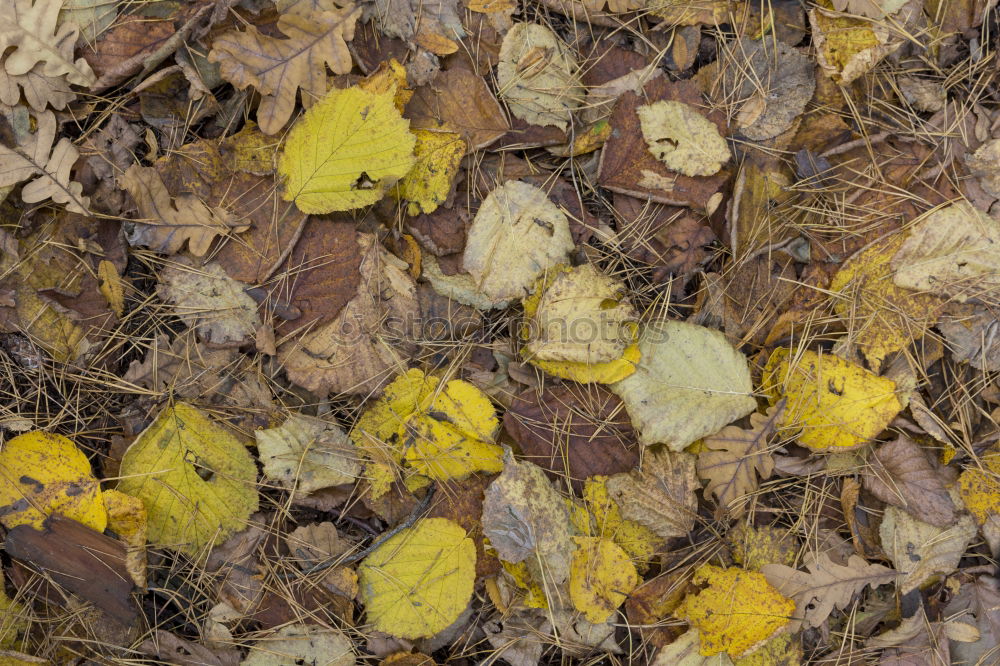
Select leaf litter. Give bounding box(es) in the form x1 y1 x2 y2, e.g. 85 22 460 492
3 0 1000 663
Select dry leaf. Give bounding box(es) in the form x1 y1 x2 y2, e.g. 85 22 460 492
809 6 901 85
761 551 897 631
880 503 977 594
605 449 699 540
242 624 355 666
697 404 782 518
0 111 89 214
568 536 640 623
157 261 261 347
863 435 957 528
209 6 361 135
405 64 509 150
497 23 583 130
122 165 246 256
637 100 731 177
256 414 362 495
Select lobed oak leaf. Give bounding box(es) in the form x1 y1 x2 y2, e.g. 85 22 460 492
697 404 782 518
761 551 897 631
209 6 361 135
0 111 89 214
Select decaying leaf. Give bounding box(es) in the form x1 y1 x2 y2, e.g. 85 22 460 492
359 517 476 639
497 23 583 130
157 261 260 347
278 85 416 213
405 64 510 150
637 100 731 177
761 551 897 631
116 403 259 556
393 129 465 215
582 477 663 567
611 320 757 449
697 404 781 518
651 628 734 665
242 624 355 666
0 111 89 214
863 435 957 528
809 6 900 85
122 165 245 256
209 6 361 135
0 431 106 531
880 503 977 594
762 348 902 451
676 564 795 658
462 180 575 303
256 413 361 495
569 536 640 623
890 202 1000 303
958 444 1000 525
938 306 1000 371
605 449 699 540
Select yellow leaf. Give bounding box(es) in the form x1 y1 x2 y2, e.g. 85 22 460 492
676 564 794 658
958 445 1000 525
278 86 416 214
829 234 943 371
359 517 476 639
97 259 125 317
569 536 640 623
103 489 148 588
500 559 549 609
809 7 898 85
521 265 640 384
359 58 412 111
583 477 663 569
762 348 902 451
637 100 731 177
0 573 27 649
393 129 466 215
116 403 259 556
0 431 106 531
351 369 502 484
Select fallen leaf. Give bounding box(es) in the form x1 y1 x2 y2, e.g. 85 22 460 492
863 435 957 528
868 606 952 665
809 6 900 85
958 444 1000 525
102 489 148 588
651 628 734 665
503 383 639 493
482 452 575 588
116 403 259 556
241 624 355 666
880 503 977 594
157 261 261 347
829 234 944 371
762 348 902 451
890 202 1000 303
676 564 795 658
405 63 509 150
638 100 731 177
582 476 663 567
0 110 89 214
209 6 361 135
122 165 245 257
610 320 757 450
256 413 362 496
462 180 575 303
944 575 1000 666
605 449 699 540
57 0 116 41
569 536 640 623
938 306 1000 371
727 522 797 572
0 430 106 531
497 23 583 130
278 85 416 213
697 404 781 518
393 129 465 215
359 517 476 639
761 551 897 631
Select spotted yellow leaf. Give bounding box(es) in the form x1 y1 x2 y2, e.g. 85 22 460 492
359 517 476 639
582 476 662 569
677 564 794 658
116 403 259 556
959 444 1000 525
569 536 640 623
762 348 902 451
0 431 106 532
394 129 466 215
278 85 416 213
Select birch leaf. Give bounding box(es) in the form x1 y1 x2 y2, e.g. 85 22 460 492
278 85 416 213
256 414 361 495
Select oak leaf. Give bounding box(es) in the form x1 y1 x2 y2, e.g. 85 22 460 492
697 404 782 518
0 111 89 214
605 449 698 540
121 165 247 256
209 6 361 135
761 551 897 631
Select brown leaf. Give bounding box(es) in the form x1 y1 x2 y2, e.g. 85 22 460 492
406 64 510 151
697 404 781 518
504 383 639 494
209 7 361 135
863 435 957 528
598 78 730 212
81 14 175 79
5 515 137 625
614 193 715 281
0 111 89 214
605 449 699 540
